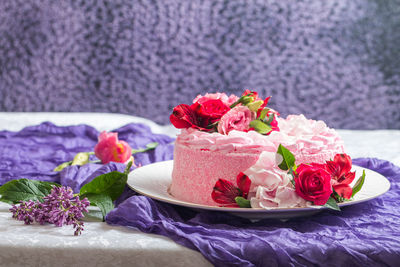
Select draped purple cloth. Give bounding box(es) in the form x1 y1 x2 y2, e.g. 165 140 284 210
0 122 175 191
1 123 399 266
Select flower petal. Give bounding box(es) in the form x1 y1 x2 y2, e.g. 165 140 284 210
236 172 251 198
211 179 240 205
334 184 353 199
326 153 353 181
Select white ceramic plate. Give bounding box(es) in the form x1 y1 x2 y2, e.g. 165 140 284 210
127 160 391 220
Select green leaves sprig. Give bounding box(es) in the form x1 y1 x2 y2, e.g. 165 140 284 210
0 179 61 204
0 162 133 221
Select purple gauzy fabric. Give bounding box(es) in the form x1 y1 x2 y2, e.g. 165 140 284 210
0 122 174 191
106 158 400 267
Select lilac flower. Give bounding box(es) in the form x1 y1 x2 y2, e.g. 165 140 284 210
9 201 38 225
10 186 90 235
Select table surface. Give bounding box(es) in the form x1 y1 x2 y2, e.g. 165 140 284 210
0 112 399 267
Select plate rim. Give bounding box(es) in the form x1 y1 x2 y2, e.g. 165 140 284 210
127 160 391 214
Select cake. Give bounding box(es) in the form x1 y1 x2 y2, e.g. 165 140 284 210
168 91 350 209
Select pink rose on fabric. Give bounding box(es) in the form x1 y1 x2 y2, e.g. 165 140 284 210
94 131 132 164
217 106 255 134
193 92 239 106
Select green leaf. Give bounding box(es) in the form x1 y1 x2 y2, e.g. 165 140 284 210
249 120 272 135
79 171 127 201
230 94 254 109
351 170 366 198
81 193 113 221
53 161 72 172
247 100 263 112
82 210 104 222
71 152 90 166
235 196 251 208
276 144 296 171
124 161 133 175
323 197 341 211
0 179 61 204
241 96 254 105
131 142 159 154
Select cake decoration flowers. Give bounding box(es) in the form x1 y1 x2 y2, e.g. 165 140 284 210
170 90 280 135
210 144 366 210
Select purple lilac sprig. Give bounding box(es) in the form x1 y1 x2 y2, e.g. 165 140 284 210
9 186 90 236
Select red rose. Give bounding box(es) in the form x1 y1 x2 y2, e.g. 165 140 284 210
294 163 333 205
325 154 356 199
195 99 230 122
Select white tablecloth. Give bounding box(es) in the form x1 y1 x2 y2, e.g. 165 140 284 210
0 112 399 267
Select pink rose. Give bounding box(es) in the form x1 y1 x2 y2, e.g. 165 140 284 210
94 131 132 164
217 106 255 134
193 92 239 106
294 163 333 205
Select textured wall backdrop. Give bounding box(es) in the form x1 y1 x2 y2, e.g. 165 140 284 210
0 0 399 129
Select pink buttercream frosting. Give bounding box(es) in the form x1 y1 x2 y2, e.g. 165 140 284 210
176 128 282 154
176 114 344 163
275 114 345 164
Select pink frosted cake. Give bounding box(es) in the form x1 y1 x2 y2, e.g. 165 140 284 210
168 91 352 209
